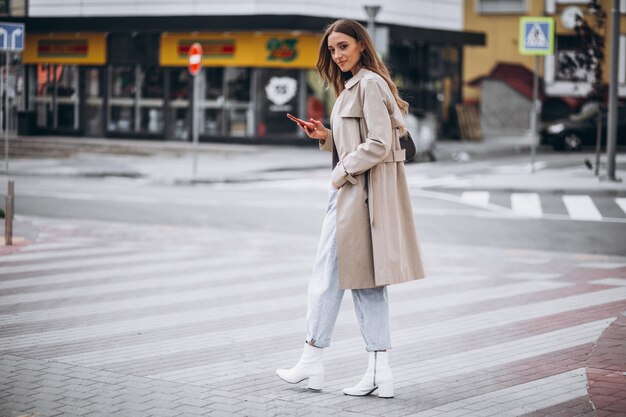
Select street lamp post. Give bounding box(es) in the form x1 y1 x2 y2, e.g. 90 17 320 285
605 0 621 181
364 5 381 39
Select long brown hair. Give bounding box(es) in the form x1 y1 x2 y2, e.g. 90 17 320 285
316 19 408 114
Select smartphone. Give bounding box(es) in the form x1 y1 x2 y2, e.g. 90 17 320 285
287 114 314 129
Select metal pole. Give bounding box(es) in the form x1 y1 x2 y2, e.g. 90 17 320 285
364 5 381 38
3 52 8 172
530 55 539 173
605 0 621 181
192 70 199 178
5 180 13 246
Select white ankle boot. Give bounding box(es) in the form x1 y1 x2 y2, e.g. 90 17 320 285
343 351 394 398
276 342 325 390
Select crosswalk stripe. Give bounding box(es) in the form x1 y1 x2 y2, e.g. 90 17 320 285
405 368 587 417
0 259 306 305
0 250 195 276
362 320 610 385
0 246 136 264
2 281 567 354
616 198 626 215
0 273 489 326
150 287 623 384
461 191 490 206
511 193 543 218
563 195 603 221
162 288 626 385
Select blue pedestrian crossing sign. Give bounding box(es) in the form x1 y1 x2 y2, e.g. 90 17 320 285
519 17 554 55
0 22 25 51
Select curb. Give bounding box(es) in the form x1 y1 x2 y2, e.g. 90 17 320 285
586 314 626 416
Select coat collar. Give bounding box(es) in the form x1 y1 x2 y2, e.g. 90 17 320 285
344 68 368 90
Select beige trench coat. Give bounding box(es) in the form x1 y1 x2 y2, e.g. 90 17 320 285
319 68 425 289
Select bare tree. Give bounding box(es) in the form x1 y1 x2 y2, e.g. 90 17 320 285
559 0 606 173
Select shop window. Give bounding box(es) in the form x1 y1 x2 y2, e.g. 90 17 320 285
85 68 104 137
142 67 163 98
203 108 223 136
226 67 251 102
0 0 8 14
205 68 224 101
167 68 191 140
34 64 79 131
256 68 301 137
224 67 252 137
111 66 135 98
476 0 526 14
108 65 164 135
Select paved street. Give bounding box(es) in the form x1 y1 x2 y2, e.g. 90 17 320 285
1 137 626 416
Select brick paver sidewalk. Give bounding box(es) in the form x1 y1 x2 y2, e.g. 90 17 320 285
1 217 626 417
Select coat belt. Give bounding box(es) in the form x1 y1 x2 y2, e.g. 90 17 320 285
383 149 406 163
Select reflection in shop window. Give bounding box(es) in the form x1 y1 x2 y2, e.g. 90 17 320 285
228 108 247 137
112 66 135 98
205 68 224 101
142 67 163 98
306 70 332 124
85 68 104 137
203 109 223 136
168 68 191 140
226 67 251 102
139 66 164 134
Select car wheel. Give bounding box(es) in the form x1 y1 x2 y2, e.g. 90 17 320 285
563 133 583 151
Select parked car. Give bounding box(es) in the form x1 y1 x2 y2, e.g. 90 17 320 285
540 104 626 151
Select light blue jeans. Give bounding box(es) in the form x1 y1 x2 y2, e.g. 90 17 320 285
306 187 391 352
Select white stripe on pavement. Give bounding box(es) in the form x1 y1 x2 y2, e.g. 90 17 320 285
41 281 569 366
0 272 489 326
461 191 490 206
407 368 587 417
332 320 610 388
616 198 626 215
562 195 603 221
0 259 306 305
0 246 136 264
590 278 626 286
0 250 196 276
511 193 543 218
154 287 622 386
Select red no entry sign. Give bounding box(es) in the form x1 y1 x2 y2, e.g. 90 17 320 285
188 42 203 76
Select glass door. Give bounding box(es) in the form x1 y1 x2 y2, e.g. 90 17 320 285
34 64 80 133
108 64 164 136
84 68 104 137
224 67 253 137
166 68 191 140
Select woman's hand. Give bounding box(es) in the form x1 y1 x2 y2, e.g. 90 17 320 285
288 114 328 141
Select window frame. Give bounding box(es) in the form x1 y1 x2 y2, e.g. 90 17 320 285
475 0 527 14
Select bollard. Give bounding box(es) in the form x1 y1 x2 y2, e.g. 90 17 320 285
4 180 13 246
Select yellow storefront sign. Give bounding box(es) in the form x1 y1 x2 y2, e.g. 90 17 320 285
23 33 107 65
160 32 321 68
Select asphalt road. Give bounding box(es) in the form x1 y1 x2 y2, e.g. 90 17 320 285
7 162 626 257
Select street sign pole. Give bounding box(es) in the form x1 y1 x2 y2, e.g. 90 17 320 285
530 55 539 172
188 42 202 178
4 51 9 172
0 22 24 247
519 17 554 174
192 69 200 177
606 0 621 182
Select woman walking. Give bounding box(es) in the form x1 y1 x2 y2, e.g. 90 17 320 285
277 19 425 398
